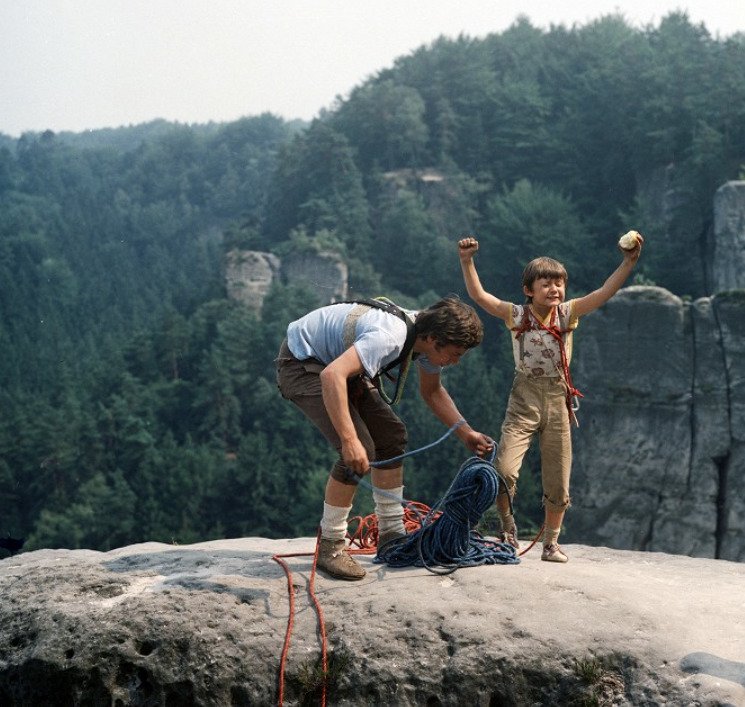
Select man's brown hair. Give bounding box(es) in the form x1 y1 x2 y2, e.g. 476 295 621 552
415 296 483 349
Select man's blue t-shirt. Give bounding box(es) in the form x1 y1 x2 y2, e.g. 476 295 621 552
286 303 440 378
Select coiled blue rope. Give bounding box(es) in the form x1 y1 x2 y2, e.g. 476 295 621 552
374 455 519 573
349 422 520 573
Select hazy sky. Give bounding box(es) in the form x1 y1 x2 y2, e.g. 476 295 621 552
2 0 744 137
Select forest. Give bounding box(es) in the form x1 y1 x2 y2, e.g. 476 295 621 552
1 13 744 553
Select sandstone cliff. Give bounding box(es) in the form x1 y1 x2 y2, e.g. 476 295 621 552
711 181 745 293
225 249 348 311
568 286 745 562
1 538 744 706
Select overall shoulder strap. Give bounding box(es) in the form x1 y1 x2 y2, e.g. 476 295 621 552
510 304 533 339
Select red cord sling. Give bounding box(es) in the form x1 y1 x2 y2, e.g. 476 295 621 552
512 305 584 425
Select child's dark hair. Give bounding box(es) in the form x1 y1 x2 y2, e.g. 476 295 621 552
522 257 568 303
415 296 483 349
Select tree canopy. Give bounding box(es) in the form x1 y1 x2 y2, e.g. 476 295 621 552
2 14 744 552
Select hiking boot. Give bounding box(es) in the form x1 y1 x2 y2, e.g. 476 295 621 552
377 530 406 552
500 527 520 551
541 543 568 563
317 538 366 580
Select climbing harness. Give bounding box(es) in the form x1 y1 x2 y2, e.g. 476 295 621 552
271 421 516 706
512 305 584 425
340 296 417 405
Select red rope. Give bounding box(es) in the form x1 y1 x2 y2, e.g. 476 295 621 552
518 523 545 556
347 501 436 550
307 530 328 707
271 507 434 706
272 528 329 707
271 552 295 706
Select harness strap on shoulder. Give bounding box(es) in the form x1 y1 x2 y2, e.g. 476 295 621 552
342 303 372 351
338 297 417 405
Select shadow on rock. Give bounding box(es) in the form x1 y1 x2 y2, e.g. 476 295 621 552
103 548 289 579
680 652 745 687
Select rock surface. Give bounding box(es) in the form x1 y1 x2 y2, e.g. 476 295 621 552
711 181 745 293
224 249 348 312
569 286 745 561
1 537 744 706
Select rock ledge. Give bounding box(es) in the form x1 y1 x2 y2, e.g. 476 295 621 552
1 538 744 706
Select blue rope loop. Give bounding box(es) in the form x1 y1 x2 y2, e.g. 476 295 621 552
342 420 467 486
374 455 519 573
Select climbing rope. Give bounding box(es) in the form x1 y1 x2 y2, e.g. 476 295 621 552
370 454 520 573
347 500 434 550
518 524 545 557
271 421 517 705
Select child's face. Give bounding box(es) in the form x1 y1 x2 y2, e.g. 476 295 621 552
524 277 565 309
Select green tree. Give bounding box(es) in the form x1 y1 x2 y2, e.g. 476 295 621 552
333 79 429 171
264 121 371 255
481 179 600 297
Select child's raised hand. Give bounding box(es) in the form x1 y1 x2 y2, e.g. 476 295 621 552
458 236 479 261
618 231 644 264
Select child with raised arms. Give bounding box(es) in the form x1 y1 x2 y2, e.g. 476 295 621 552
457 232 643 562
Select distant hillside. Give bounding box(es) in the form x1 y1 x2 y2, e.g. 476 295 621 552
260 12 745 300
1 12 744 554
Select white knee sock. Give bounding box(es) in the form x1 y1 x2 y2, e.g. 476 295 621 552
320 503 352 541
373 486 405 535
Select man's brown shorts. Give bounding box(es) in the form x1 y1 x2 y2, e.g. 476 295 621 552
275 339 407 484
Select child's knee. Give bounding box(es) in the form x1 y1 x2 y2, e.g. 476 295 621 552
543 493 571 511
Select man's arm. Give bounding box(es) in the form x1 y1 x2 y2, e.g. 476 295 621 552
418 368 494 456
458 237 511 322
573 236 644 317
319 346 369 474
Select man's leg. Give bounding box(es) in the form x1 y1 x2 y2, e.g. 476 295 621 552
357 384 408 548
370 465 405 547
322 477 356 543
276 351 368 579
316 476 368 580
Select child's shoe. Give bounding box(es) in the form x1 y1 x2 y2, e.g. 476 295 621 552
317 538 366 580
541 543 568 563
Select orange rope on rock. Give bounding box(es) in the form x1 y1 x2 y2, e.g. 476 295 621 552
272 528 329 707
347 502 436 550
307 531 328 707
272 507 433 706
518 523 545 556
271 551 297 707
